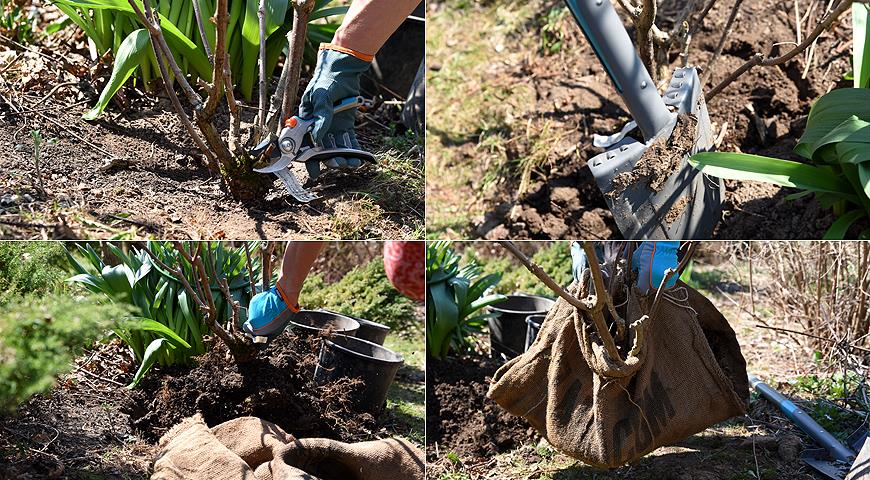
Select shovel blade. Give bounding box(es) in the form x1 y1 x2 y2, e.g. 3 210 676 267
588 67 723 239
804 448 853 480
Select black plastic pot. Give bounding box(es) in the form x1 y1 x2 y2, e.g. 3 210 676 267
290 310 360 337
488 294 555 361
319 310 391 345
314 334 404 416
350 317 391 346
525 314 546 352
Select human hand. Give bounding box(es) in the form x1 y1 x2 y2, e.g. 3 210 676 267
298 45 372 179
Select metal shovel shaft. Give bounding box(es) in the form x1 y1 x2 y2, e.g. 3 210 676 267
749 374 855 463
564 0 673 142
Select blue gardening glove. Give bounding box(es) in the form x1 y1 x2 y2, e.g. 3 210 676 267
298 45 372 180
632 241 679 294
243 285 298 340
570 241 588 283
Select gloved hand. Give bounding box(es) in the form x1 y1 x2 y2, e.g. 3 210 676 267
243 285 299 341
570 241 588 283
632 241 679 294
298 44 372 180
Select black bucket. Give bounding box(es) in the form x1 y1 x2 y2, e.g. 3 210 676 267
314 334 404 416
320 309 391 346
290 310 360 337
351 317 391 346
525 314 546 352
488 294 555 361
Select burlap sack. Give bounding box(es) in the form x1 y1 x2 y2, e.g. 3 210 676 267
151 415 424 480
152 414 255 480
211 417 296 468
488 276 748 468
271 437 426 480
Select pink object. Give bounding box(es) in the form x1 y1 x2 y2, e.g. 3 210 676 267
383 241 424 301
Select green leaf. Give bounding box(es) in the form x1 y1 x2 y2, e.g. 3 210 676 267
796 88 870 158
66 273 107 293
861 162 870 199
239 0 289 100
834 124 870 165
127 338 168 388
100 264 135 298
854 3 870 89
45 16 73 35
688 152 856 198
54 4 105 53
55 0 212 81
807 116 870 163
822 210 865 239
427 282 459 359
132 318 192 350
83 28 149 120
785 190 813 201
309 6 348 21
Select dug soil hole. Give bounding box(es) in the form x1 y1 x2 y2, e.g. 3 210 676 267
126 334 373 443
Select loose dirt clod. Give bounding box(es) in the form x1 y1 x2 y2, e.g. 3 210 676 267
610 114 698 197
665 195 692 226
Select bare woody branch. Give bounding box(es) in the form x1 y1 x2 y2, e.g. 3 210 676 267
701 0 745 86
257 0 269 134
498 240 624 361
126 0 215 165
636 0 657 80
280 0 317 127
142 243 209 313
708 0 866 99
243 242 258 296
192 0 213 60
203 0 229 117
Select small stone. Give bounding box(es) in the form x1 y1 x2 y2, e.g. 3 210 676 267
777 434 802 461
508 204 523 222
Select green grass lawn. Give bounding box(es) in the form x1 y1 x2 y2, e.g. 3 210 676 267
383 333 425 446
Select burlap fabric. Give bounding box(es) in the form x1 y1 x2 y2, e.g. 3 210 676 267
488 276 748 468
151 415 424 480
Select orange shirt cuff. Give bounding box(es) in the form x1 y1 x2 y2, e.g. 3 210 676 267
276 284 300 313
319 43 375 63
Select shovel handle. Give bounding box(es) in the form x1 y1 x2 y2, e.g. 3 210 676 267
564 0 673 142
749 374 855 463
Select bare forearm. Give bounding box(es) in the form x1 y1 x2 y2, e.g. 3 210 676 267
277 241 325 306
332 0 419 56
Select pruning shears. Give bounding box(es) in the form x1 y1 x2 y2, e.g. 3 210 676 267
250 96 376 203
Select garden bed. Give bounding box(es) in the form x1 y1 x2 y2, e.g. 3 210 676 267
0 8 424 240
427 0 864 239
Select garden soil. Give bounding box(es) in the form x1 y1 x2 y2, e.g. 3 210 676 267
452 0 865 239
426 355 538 462
0 333 386 479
